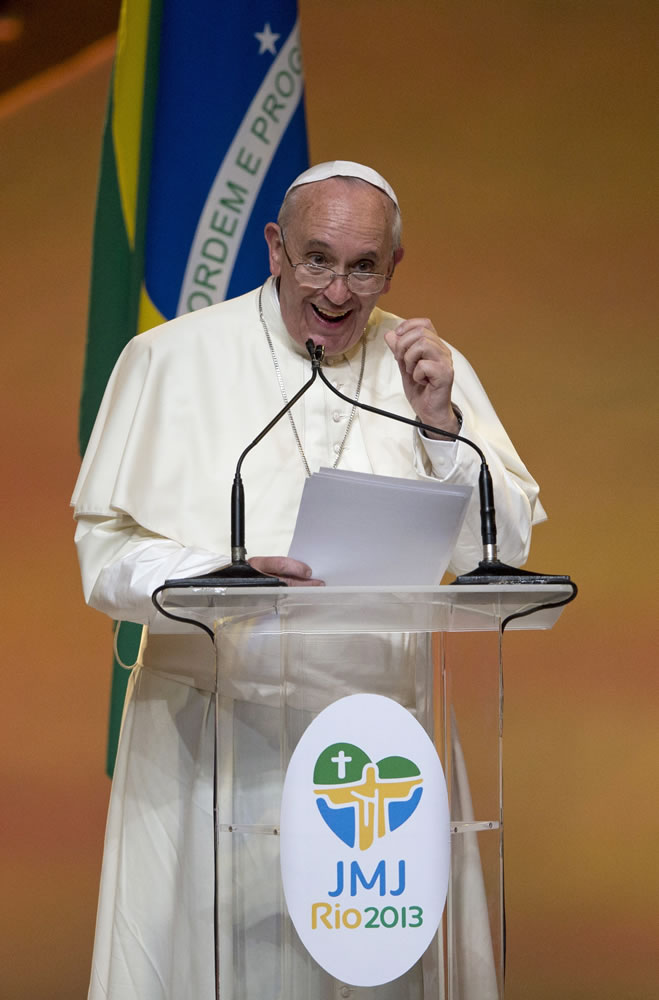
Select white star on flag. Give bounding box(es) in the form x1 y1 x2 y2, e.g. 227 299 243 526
254 23 280 55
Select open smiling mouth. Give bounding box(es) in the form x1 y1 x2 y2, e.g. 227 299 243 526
311 304 352 324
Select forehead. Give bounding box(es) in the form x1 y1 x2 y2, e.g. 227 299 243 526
287 178 394 257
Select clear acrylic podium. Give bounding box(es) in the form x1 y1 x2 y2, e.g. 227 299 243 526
156 583 570 1000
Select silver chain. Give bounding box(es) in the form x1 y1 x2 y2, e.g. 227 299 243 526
258 283 366 477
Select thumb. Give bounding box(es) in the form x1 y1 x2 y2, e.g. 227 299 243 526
383 329 397 350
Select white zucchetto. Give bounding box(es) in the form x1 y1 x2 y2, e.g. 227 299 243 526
284 160 399 208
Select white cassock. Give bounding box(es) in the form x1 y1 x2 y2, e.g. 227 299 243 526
72 278 545 999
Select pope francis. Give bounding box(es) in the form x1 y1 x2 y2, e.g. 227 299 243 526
72 161 545 1000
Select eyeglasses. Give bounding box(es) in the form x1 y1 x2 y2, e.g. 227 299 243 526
279 229 393 294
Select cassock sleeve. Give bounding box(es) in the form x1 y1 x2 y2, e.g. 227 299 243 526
74 515 228 625
72 333 230 623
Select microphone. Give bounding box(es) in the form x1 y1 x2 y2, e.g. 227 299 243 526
152 342 326 604
306 338 573 588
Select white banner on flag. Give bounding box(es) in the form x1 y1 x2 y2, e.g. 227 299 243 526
177 21 304 315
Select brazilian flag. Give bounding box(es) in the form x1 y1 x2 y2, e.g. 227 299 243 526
79 0 309 775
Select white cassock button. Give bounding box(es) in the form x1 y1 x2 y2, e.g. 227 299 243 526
332 411 343 423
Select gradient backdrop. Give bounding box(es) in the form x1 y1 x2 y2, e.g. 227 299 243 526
0 3 656 998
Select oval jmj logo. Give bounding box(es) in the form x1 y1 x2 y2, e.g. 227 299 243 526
280 694 450 987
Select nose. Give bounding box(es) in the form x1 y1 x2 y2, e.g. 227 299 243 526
323 273 352 305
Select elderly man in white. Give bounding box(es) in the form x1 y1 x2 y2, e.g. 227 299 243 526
73 161 544 1000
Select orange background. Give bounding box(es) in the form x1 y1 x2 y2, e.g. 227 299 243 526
1 4 656 997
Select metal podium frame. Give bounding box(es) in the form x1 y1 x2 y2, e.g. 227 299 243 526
157 583 571 1000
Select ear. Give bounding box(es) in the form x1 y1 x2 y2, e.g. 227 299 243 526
382 245 405 294
264 222 283 277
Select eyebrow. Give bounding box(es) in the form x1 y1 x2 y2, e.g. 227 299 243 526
302 239 379 262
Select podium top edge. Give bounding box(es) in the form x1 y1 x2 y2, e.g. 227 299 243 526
158 583 573 598
151 582 575 633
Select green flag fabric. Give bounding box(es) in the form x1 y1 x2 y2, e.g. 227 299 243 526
79 0 308 775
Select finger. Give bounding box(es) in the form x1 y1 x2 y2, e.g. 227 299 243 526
409 357 450 385
389 327 445 365
385 328 422 366
283 575 326 587
248 557 325 586
393 318 436 338
249 555 313 579
399 337 452 377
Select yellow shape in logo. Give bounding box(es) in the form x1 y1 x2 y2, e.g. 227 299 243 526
315 763 423 851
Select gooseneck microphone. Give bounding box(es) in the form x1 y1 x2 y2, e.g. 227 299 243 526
307 338 574 589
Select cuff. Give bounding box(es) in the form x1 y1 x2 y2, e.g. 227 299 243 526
415 406 466 480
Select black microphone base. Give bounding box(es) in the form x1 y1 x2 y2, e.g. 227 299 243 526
164 560 288 589
454 559 572 586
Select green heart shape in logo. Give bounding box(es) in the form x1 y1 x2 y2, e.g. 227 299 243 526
313 743 423 850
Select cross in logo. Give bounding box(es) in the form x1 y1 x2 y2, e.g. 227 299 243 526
331 749 353 779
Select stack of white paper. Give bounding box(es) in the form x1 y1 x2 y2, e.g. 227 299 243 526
287 468 472 585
